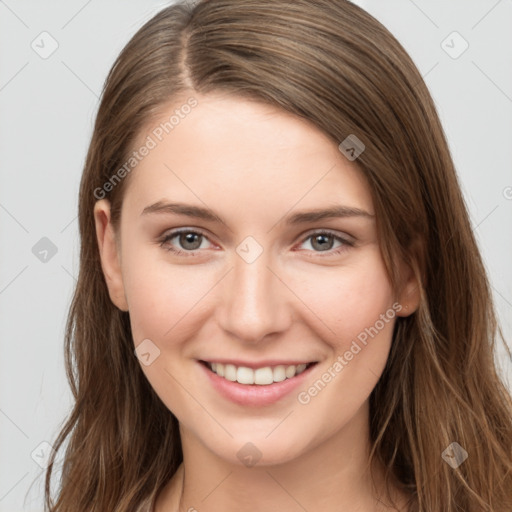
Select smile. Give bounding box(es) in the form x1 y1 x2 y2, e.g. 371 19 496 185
203 361 316 385
199 359 319 407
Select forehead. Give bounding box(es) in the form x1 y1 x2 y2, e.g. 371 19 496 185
123 92 373 220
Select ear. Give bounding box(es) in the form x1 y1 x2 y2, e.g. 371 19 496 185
93 199 129 312
395 235 425 317
397 271 420 316
395 262 421 318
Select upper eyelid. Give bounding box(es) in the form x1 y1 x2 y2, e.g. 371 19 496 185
161 227 217 246
161 227 353 248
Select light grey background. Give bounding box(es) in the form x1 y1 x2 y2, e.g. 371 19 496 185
0 1 511 510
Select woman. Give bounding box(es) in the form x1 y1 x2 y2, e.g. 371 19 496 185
44 1 512 511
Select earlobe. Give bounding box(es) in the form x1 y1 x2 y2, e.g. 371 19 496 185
93 199 129 312
395 235 424 317
396 266 421 317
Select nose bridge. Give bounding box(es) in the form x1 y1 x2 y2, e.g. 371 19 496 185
217 244 290 343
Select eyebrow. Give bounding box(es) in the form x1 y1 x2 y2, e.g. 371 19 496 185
141 201 374 225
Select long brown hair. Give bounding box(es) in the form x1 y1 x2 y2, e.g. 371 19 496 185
43 1 512 510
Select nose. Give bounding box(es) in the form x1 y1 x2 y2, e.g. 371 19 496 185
216 248 292 344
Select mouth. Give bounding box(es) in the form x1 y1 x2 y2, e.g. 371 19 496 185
200 360 317 385
198 359 319 406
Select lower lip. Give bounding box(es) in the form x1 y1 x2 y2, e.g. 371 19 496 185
199 361 317 407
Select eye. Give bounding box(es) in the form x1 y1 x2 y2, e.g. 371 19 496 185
159 228 214 256
297 230 353 255
159 228 354 258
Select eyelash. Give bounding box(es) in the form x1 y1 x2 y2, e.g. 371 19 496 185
158 228 354 258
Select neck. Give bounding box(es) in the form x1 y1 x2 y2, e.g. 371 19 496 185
156 401 409 512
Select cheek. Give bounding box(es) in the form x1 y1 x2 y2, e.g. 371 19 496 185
293 249 396 350
293 253 397 419
120 248 220 414
123 254 219 345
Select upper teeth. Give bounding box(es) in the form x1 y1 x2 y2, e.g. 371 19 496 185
209 362 309 385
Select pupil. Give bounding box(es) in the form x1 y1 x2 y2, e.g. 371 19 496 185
181 233 201 250
312 234 332 251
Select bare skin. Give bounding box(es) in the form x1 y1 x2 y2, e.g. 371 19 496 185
94 92 419 512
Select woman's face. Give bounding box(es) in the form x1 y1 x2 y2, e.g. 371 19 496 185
95 92 416 466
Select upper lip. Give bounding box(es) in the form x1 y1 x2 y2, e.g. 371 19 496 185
200 359 317 369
